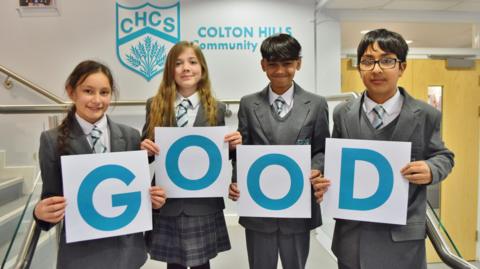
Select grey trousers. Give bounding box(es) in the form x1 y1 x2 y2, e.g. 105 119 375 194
245 229 310 269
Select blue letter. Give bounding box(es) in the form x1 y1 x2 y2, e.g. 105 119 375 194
121 18 133 34
247 154 303 210
339 148 394 211
166 135 222 190
163 17 175 33
149 11 162 27
77 164 141 231
135 11 147 27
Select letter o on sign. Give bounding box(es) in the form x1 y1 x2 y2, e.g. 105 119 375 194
247 154 304 210
166 135 222 190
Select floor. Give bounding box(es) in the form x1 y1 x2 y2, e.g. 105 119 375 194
142 224 337 269
141 224 479 269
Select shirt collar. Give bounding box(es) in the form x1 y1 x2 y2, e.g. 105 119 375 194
175 91 200 109
363 88 403 115
75 113 108 135
268 83 294 106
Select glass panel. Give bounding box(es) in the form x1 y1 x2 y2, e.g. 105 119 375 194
0 113 56 268
1 174 42 269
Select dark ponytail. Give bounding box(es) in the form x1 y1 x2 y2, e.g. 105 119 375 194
57 60 116 154
57 106 76 155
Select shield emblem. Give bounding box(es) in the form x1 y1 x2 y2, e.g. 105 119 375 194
116 2 180 81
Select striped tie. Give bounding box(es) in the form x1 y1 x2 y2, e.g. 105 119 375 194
274 97 286 117
176 98 191 127
372 105 386 129
90 126 106 153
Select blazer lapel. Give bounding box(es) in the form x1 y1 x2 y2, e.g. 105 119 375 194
343 93 364 139
253 87 274 143
193 103 209 127
68 119 94 155
289 84 310 143
390 88 420 142
108 117 126 152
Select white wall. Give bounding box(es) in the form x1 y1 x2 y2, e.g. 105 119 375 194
1 0 343 167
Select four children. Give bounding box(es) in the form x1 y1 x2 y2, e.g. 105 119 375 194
35 30 454 269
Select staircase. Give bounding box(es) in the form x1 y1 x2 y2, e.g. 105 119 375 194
0 150 36 268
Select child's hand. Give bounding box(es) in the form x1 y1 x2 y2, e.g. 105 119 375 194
141 139 160 156
34 196 66 224
310 170 331 203
228 183 240 201
401 161 432 185
150 186 166 209
224 131 242 151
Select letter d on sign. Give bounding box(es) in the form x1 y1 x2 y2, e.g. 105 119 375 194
339 148 393 211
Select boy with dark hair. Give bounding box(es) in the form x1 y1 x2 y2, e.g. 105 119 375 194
314 28 454 269
229 33 330 269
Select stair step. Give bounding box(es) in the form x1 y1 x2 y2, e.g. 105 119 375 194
0 177 23 187
0 195 30 226
1 225 58 269
0 195 34 249
0 177 24 206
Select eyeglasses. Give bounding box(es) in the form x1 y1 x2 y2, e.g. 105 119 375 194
359 58 402 71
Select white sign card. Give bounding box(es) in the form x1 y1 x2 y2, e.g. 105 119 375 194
236 145 311 218
322 138 411 225
61 150 152 243
155 126 230 198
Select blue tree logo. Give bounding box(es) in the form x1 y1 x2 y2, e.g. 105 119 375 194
116 2 180 81
125 36 166 81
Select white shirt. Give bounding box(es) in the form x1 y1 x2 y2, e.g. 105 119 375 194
175 91 200 127
363 89 404 129
268 83 294 117
75 113 110 152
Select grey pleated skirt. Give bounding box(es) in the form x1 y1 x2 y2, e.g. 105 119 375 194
146 211 231 267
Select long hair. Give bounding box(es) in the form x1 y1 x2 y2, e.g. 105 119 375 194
57 60 116 154
145 41 217 139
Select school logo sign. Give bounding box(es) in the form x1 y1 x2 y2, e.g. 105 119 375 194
116 2 180 81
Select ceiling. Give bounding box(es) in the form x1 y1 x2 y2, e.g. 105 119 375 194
318 0 480 49
324 0 480 12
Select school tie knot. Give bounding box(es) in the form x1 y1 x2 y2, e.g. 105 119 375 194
90 126 106 153
274 97 286 116
372 104 386 129
176 98 191 127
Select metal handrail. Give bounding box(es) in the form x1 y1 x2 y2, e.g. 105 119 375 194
0 64 64 104
0 63 253 113
0 94 359 115
13 222 41 269
426 207 477 269
0 100 241 114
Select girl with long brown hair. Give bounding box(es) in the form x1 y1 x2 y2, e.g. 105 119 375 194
141 42 241 269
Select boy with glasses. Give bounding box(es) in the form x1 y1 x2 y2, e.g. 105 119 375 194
314 28 454 269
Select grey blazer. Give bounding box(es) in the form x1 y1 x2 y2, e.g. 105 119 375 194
236 83 330 234
141 97 227 216
36 116 147 269
331 88 454 268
